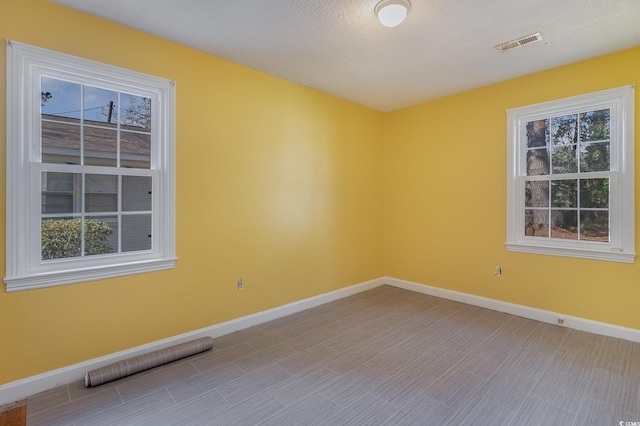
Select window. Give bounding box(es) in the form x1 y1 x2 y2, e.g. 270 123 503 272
5 41 176 291
506 86 635 263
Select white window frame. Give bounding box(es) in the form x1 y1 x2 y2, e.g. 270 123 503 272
5 40 176 291
506 86 635 263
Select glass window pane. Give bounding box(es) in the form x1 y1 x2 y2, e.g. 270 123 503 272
580 211 609 242
526 119 549 148
41 217 81 260
41 77 81 120
41 172 81 214
42 122 81 164
580 109 610 142
123 176 152 211
84 86 118 125
85 216 117 256
580 142 610 172
120 93 151 130
85 174 118 213
580 178 609 209
84 127 117 167
550 114 577 145
525 209 549 237
551 180 577 208
526 148 550 176
551 145 578 174
121 132 151 169
525 181 549 208
122 214 152 252
551 210 578 240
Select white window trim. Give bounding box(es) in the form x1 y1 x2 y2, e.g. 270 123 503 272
5 40 176 291
506 86 635 263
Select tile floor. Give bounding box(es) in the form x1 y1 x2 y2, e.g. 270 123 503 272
26 285 640 425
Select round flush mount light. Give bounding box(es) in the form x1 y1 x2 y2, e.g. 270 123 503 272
375 0 411 28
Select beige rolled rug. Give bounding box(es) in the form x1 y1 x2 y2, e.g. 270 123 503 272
84 336 214 387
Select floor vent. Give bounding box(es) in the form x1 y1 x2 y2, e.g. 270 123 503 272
495 32 543 53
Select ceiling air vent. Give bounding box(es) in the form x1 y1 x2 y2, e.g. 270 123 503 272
495 32 543 53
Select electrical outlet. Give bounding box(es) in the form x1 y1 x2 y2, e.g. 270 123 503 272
495 266 502 276
237 278 243 290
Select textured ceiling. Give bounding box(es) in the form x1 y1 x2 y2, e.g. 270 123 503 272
48 0 640 111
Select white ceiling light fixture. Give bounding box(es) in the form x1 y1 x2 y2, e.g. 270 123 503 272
375 0 411 28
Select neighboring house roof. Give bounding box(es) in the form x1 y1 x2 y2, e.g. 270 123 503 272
41 114 150 157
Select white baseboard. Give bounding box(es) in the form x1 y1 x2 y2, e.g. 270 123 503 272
384 276 640 344
0 277 385 406
4 275 638 406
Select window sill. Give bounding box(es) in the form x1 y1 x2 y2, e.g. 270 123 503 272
505 242 635 263
4 258 177 292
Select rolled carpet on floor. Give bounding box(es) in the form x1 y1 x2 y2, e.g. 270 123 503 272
84 336 214 387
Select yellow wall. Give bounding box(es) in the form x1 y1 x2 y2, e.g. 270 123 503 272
385 46 640 330
0 0 384 385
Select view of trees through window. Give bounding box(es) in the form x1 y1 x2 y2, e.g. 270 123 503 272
40 77 153 260
524 109 610 241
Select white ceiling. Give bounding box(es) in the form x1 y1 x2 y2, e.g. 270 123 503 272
49 0 640 112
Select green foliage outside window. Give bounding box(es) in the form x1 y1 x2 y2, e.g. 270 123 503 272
42 219 113 260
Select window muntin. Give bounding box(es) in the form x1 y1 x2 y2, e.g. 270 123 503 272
5 41 176 291
506 86 634 263
523 110 611 242
39 76 154 262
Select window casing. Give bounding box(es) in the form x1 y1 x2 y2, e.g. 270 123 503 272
5 41 176 291
506 86 634 263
